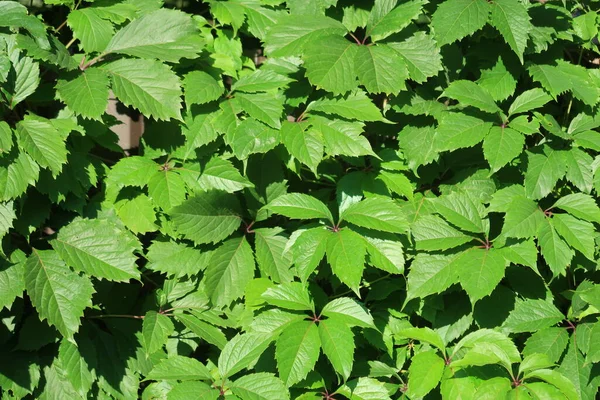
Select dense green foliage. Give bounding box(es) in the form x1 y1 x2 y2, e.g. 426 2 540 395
1 0 600 398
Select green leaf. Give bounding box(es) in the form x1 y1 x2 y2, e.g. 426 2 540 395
236 92 283 128
228 118 280 160
147 170 186 211
230 373 290 400
442 80 501 114
265 193 333 223
387 32 443 83
104 58 183 121
307 90 385 122
51 218 140 282
204 236 255 307
360 229 405 274
454 248 507 304
290 227 328 282
337 377 392 400
552 193 600 224
177 314 227 349
276 321 321 386
508 88 552 116
170 191 242 245
262 282 313 311
433 192 486 233
502 299 564 333
523 369 579 400
398 125 439 169
146 356 212 381
431 0 491 46
483 126 524 174
0 121 12 154
0 256 24 310
476 57 517 101
280 121 323 173
24 250 94 338
489 0 531 62
366 0 426 42
142 311 175 355
341 197 408 233
436 112 492 152
167 381 220 400
319 317 355 381
406 350 445 398
412 215 474 251
3 50 40 109
104 8 201 62
0 152 40 202
537 218 574 277
303 35 358 94
106 156 159 188
500 196 545 239
355 44 408 95
183 71 223 105
551 214 595 260
16 117 68 176
115 193 158 234
264 15 347 57
58 341 94 397
523 328 569 363
232 69 293 93
56 68 109 120
67 9 114 54
254 228 293 283
219 332 275 378
316 119 376 158
197 157 253 193
0 2 49 49
326 229 367 294
0 201 15 240
398 327 446 353
321 297 375 328
564 148 593 193
406 254 458 301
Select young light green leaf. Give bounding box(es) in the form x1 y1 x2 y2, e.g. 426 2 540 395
489 0 531 63
142 311 175 355
337 377 392 400
483 126 524 174
204 236 255 307
170 191 242 245
146 356 212 381
230 373 290 400
321 297 375 328
219 332 275 378
276 321 321 386
431 0 491 46
104 8 201 62
51 218 140 282
502 299 564 333
56 68 109 120
341 197 408 234
326 229 367 294
442 80 501 114
406 350 445 399
265 193 333 223
412 215 474 251
24 250 94 338
262 282 313 311
508 88 552 116
355 44 408 95
319 317 354 382
303 35 358 94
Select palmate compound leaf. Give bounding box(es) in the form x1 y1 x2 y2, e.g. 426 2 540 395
219 331 276 378
318 317 355 382
489 0 532 63
56 68 109 120
104 58 183 121
142 311 174 355
276 321 321 387
326 228 367 294
24 250 94 338
204 236 255 307
341 197 409 233
264 193 334 224
104 8 202 62
170 191 242 245
303 35 358 94
431 0 491 46
51 218 140 282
